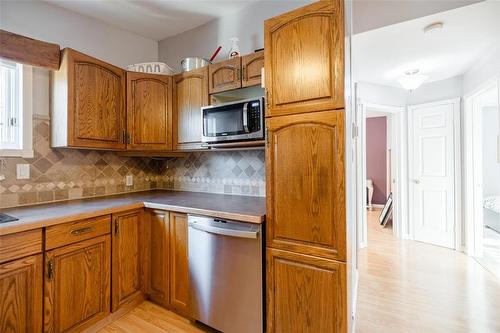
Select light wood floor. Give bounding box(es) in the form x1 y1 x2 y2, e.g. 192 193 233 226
98 301 212 333
355 210 500 333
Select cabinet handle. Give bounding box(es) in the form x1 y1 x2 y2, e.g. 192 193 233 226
236 68 241 81
114 219 119 236
265 128 270 147
121 130 126 144
47 259 54 280
126 133 131 144
70 226 94 236
242 66 246 81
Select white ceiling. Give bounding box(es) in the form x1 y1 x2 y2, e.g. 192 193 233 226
353 1 500 87
45 0 261 41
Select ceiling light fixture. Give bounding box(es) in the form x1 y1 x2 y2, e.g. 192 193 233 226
397 69 429 90
423 22 444 35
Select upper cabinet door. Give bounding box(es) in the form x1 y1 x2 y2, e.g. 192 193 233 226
127 72 173 150
173 67 209 150
264 1 344 117
209 58 242 94
51 48 126 149
266 110 346 261
242 50 264 88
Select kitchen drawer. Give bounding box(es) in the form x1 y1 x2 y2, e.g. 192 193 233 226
0 229 43 264
45 215 111 250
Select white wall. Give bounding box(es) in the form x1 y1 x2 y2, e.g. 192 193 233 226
358 76 463 107
482 106 499 196
463 48 500 95
357 82 407 106
158 1 311 72
407 75 463 105
0 0 158 68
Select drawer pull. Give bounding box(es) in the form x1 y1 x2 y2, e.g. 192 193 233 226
70 226 94 236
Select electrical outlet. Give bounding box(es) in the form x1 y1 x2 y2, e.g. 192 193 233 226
16 164 30 180
126 175 133 186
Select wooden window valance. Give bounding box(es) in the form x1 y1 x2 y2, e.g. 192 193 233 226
0 29 60 70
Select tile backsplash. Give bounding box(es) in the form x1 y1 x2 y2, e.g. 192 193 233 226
159 150 266 196
0 117 266 209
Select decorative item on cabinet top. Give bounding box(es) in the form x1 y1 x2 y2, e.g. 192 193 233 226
126 62 175 75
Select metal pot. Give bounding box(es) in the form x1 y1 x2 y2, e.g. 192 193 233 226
181 57 211 72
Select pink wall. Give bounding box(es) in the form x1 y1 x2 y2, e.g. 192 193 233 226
366 116 387 204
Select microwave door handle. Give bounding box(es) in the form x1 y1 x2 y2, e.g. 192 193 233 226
242 102 249 133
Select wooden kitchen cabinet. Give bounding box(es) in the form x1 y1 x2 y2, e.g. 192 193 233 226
173 67 209 150
208 51 264 94
0 254 43 333
111 210 146 312
264 1 344 117
44 235 110 333
242 50 264 88
126 72 173 150
148 210 170 308
266 248 346 333
266 110 346 261
51 48 126 150
169 212 190 315
208 57 242 94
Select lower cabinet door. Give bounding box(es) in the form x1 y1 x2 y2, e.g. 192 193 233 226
169 212 190 315
0 254 43 333
111 210 145 312
148 210 170 307
266 248 347 333
44 235 110 333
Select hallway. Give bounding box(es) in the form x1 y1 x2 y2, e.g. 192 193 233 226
355 210 500 333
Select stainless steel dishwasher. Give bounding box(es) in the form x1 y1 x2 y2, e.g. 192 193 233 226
188 214 263 333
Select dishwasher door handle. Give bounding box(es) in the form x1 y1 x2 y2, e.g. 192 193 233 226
188 221 259 239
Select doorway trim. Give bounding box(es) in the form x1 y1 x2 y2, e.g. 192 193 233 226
463 75 500 256
407 97 462 250
357 101 405 248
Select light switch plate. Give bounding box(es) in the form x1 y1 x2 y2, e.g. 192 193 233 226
16 164 30 180
126 175 133 186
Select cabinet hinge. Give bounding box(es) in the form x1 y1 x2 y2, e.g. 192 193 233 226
265 128 270 147
47 259 54 280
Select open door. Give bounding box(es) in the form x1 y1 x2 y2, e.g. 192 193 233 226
408 98 460 249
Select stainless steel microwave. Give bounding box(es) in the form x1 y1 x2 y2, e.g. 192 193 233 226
201 97 264 144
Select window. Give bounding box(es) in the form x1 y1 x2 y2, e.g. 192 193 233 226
0 59 33 157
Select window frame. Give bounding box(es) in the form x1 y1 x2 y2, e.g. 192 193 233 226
0 62 33 158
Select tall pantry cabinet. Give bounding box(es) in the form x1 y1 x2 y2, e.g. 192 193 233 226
264 1 347 332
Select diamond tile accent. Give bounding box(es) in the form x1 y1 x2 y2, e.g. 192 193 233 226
8 185 20 193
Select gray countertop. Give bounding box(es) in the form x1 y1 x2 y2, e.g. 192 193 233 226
0 190 266 236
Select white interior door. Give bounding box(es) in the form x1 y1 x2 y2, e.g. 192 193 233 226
409 99 459 249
